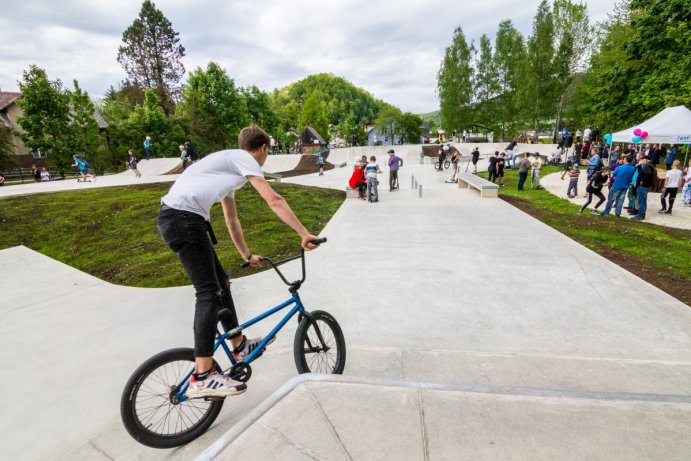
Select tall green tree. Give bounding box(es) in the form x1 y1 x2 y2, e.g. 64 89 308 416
299 93 330 142
494 20 525 140
0 127 17 171
473 34 500 130
68 80 101 158
520 0 557 130
179 62 247 151
128 89 185 156
437 26 474 133
16 66 72 169
377 106 402 143
551 0 593 137
398 113 423 144
117 0 185 114
242 85 279 136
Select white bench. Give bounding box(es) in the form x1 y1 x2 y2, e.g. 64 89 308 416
457 173 500 198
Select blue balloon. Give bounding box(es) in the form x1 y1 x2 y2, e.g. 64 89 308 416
632 135 642 143
603 133 612 142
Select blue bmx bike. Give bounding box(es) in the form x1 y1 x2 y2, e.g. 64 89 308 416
120 238 346 448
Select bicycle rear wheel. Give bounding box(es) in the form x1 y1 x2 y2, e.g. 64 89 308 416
120 348 224 448
294 310 346 374
444 160 451 169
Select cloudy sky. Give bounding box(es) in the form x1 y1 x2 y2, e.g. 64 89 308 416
0 0 616 114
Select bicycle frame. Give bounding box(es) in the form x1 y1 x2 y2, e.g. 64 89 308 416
174 293 305 402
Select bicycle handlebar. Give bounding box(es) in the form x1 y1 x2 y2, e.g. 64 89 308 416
239 237 327 287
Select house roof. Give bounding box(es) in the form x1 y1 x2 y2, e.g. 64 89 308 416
300 126 326 145
92 109 108 129
0 91 22 111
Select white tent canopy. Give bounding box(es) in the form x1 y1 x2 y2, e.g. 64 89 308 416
611 105 691 145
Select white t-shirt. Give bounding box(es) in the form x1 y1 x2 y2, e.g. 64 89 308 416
665 169 682 188
583 128 591 141
162 149 263 220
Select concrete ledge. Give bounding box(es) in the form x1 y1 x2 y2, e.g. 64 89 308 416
458 173 500 198
196 374 691 461
345 187 360 199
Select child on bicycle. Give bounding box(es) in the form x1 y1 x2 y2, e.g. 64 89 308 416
157 125 320 398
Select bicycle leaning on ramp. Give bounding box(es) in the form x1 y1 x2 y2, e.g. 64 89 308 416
120 238 346 448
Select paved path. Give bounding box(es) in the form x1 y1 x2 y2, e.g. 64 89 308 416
540 170 691 230
1 147 690 460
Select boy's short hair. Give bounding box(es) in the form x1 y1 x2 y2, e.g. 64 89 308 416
370 156 376 161
238 125 270 152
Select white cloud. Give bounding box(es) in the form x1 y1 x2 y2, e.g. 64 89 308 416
0 0 617 113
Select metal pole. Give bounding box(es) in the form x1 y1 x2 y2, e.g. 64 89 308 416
684 144 689 170
411 175 414 189
418 184 422 198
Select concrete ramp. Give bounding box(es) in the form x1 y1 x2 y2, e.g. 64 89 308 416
199 374 691 461
116 157 181 176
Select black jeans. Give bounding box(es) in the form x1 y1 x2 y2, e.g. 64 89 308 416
580 188 605 212
157 207 238 357
661 187 678 211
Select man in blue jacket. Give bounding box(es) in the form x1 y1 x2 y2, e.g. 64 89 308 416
601 155 636 217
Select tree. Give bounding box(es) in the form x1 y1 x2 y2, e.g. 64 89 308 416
128 88 185 157
0 127 17 171
377 106 402 143
179 62 247 151
494 20 525 140
16 66 72 170
473 34 500 130
242 85 279 136
68 80 101 158
299 93 329 142
117 0 185 113
437 27 474 134
520 0 557 131
551 0 593 139
398 113 423 144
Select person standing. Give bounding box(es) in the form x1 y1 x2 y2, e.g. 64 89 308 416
437 146 445 172
317 153 325 176
649 144 662 167
609 145 621 167
530 153 543 189
387 149 403 190
659 160 682 215
583 126 592 143
128 150 142 178
579 167 610 215
682 160 691 207
567 164 581 198
601 155 636 217
471 147 480 174
496 153 506 187
517 153 531 191
665 145 677 170
365 156 382 203
143 136 152 160
487 151 499 183
633 156 656 221
180 145 190 170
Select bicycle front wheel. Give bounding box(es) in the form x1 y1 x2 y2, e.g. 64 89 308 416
444 160 451 169
294 310 346 374
120 348 224 448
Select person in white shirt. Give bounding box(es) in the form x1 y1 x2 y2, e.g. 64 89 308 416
157 125 320 398
659 160 683 215
583 126 592 142
530 153 543 189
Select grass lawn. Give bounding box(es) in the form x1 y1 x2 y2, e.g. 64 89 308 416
479 166 691 306
0 183 344 287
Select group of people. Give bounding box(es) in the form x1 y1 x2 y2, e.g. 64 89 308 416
30 164 53 182
348 150 403 202
561 145 691 219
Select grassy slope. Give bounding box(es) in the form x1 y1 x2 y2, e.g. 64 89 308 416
479 166 691 305
0 183 344 287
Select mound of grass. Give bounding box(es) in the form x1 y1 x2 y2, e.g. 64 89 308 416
480 166 691 305
0 183 344 287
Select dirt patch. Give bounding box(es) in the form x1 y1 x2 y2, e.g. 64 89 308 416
501 195 690 306
275 152 336 178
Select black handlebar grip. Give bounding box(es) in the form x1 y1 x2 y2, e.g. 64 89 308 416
311 237 327 245
240 261 250 268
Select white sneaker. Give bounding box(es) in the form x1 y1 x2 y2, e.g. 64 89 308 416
186 371 246 398
232 335 276 362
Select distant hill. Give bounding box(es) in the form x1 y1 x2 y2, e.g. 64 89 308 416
270 73 397 127
418 110 440 125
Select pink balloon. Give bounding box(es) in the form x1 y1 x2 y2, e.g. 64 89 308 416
633 128 642 136
641 131 648 139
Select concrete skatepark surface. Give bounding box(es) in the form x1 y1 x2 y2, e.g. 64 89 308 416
1 145 690 460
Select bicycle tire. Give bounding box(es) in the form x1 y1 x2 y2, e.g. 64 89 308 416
444 160 451 169
120 348 224 448
294 310 346 375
